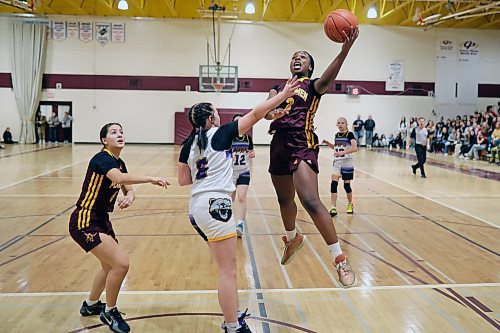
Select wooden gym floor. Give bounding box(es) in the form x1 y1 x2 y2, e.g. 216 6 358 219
0 144 498 332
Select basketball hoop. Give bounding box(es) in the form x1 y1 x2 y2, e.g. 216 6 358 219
213 82 224 94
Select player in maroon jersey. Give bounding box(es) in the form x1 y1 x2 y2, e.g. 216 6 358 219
69 123 168 333
265 28 359 288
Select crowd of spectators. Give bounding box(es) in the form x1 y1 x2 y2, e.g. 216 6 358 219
353 103 500 166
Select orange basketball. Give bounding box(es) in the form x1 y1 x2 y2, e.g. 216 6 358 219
324 9 358 43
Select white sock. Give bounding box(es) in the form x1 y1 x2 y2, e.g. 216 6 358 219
225 322 238 333
328 242 342 258
285 229 297 242
237 220 245 225
105 305 116 312
86 299 98 306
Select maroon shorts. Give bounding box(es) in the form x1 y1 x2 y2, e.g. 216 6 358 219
68 208 117 252
269 129 319 175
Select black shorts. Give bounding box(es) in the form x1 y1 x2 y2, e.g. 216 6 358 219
68 208 117 252
269 130 319 175
233 170 250 186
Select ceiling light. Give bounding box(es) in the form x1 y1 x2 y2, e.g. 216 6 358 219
118 0 128 10
245 0 255 14
367 6 377 19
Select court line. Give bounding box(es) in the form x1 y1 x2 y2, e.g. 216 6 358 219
354 167 499 228
0 145 62 159
0 158 88 191
384 197 499 257
2 283 498 297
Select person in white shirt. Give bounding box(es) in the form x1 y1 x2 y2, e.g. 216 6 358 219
177 77 298 333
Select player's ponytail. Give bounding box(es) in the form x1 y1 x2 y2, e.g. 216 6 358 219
182 103 214 152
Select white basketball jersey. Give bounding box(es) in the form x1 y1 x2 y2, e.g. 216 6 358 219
231 134 253 173
187 127 235 196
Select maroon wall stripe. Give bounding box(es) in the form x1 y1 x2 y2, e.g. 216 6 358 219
0 73 12 87
0 72 498 97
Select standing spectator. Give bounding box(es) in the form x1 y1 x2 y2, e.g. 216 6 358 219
35 111 47 144
47 111 60 143
399 116 407 148
352 115 364 146
3 127 16 144
61 112 73 143
364 115 375 148
411 117 429 178
407 118 417 149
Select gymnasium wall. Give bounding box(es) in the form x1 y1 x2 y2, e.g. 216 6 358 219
0 17 499 144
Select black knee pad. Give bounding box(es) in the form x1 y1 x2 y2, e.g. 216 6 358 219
330 181 338 193
344 183 352 193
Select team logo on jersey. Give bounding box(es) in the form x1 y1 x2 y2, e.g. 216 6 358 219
209 198 232 222
84 232 98 243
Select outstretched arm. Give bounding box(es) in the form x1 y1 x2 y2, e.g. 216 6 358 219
322 139 335 149
314 28 359 95
238 76 299 135
106 168 169 187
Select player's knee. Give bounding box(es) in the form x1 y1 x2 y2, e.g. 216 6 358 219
277 193 294 207
301 197 321 214
344 183 352 193
330 180 338 193
236 195 245 205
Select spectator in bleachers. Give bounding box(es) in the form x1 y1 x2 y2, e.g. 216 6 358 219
464 129 487 160
444 128 458 155
489 121 500 164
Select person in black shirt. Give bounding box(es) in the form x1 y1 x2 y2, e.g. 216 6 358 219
2 127 16 144
352 115 364 146
69 123 168 333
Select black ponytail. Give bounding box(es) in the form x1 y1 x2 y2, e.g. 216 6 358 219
182 102 214 152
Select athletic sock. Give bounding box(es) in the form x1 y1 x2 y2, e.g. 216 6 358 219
285 229 297 242
105 305 116 312
328 242 342 258
86 299 98 306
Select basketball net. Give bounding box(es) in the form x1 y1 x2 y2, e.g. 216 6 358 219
213 82 224 95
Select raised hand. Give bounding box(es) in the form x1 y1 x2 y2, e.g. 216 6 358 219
282 75 300 97
342 26 359 51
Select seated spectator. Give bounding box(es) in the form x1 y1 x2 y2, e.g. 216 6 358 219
2 127 16 144
372 133 381 147
380 134 388 148
465 129 487 160
393 132 404 149
444 128 458 155
489 121 500 164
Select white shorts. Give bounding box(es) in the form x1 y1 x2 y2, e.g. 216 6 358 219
332 158 355 180
189 192 236 242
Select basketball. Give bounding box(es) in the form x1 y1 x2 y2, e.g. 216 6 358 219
324 9 358 43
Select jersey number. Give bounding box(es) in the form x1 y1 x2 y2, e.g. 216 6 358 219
234 154 246 166
284 97 295 111
195 157 209 180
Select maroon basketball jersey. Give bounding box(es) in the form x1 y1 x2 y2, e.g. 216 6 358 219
76 149 127 214
269 77 323 133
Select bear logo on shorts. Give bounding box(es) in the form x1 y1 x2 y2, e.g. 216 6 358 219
209 198 232 222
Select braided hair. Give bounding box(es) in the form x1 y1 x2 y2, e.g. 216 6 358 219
182 102 214 152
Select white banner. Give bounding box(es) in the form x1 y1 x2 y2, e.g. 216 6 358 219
112 23 125 42
79 22 93 42
52 21 66 41
386 61 404 92
96 23 111 46
436 39 455 60
458 40 479 63
67 22 78 39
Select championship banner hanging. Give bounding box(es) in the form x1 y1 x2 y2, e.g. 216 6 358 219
52 22 66 42
79 22 93 42
96 23 111 46
67 22 78 39
111 23 125 42
386 61 404 92
458 40 479 63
